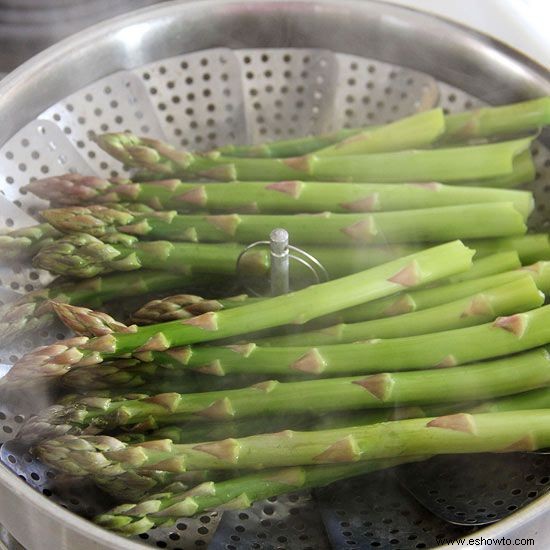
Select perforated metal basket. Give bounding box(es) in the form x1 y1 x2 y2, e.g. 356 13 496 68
0 1 549 549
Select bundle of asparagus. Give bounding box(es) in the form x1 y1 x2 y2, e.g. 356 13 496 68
2 97 550 539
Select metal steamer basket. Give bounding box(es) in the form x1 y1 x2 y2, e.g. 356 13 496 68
0 1 549 548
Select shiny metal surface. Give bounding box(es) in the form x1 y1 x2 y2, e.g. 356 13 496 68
0 0 549 148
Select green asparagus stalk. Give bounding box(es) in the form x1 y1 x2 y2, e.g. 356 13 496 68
444 251 521 283
24 174 534 217
462 150 535 188
141 303 550 378
61 360 266 392
306 108 445 156
351 234 550 273
95 469 216 505
57 385 550 498
469 386 550 413
42 203 528 246
5 241 473 385
257 276 543 345
130 294 253 325
212 98 549 158
96 132 531 183
443 97 550 142
60 274 541 346
121 385 550 446
401 234 550 270
95 459 410 535
217 128 362 158
337 261 550 323
33 233 269 278
34 408 550 476
214 147 534 189
23 348 550 440
34 234 474 281
49 275 550 379
142 148 537 189
117 409 419 446
31 232 459 281
97 374 550 524
130 262 550 335
25 348 550 439
470 235 550 264
0 223 61 263
0 270 205 345
58 391 150 405
59 362 178 391
129 260 550 327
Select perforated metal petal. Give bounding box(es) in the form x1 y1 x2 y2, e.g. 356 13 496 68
0 120 93 214
210 491 329 550
138 49 247 151
236 48 339 143
40 72 165 177
316 468 478 549
397 454 550 526
330 54 441 130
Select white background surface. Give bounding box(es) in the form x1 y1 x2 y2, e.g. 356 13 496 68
386 0 550 68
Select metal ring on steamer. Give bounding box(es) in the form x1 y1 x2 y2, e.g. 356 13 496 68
236 234 329 297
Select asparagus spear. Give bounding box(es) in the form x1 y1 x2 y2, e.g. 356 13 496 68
128 262 550 335
50 277 550 379
212 98 550 158
300 108 445 156
31 232 452 280
33 233 269 278
469 386 550 412
337 233 550 274
95 470 217 505
314 240 550 284
118 385 550 447
0 223 61 263
96 132 531 183
213 105 442 159
130 294 254 325
462 150 535 188
117 409 422 446
149 148 537 189
338 261 550 322
217 127 362 158
93 386 550 506
129 260 550 327
5 241 473 385
0 270 205 345
140 303 550 377
444 251 521 283
59 275 542 346
61 360 266 392
42 203 528 246
443 97 550 142
125 248 546 327
54 386 550 506
34 409 550 476
24 175 534 217
309 234 550 275
95 459 410 535
257 276 543 345
31 349 550 436
470 235 550 264
29 233 461 281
